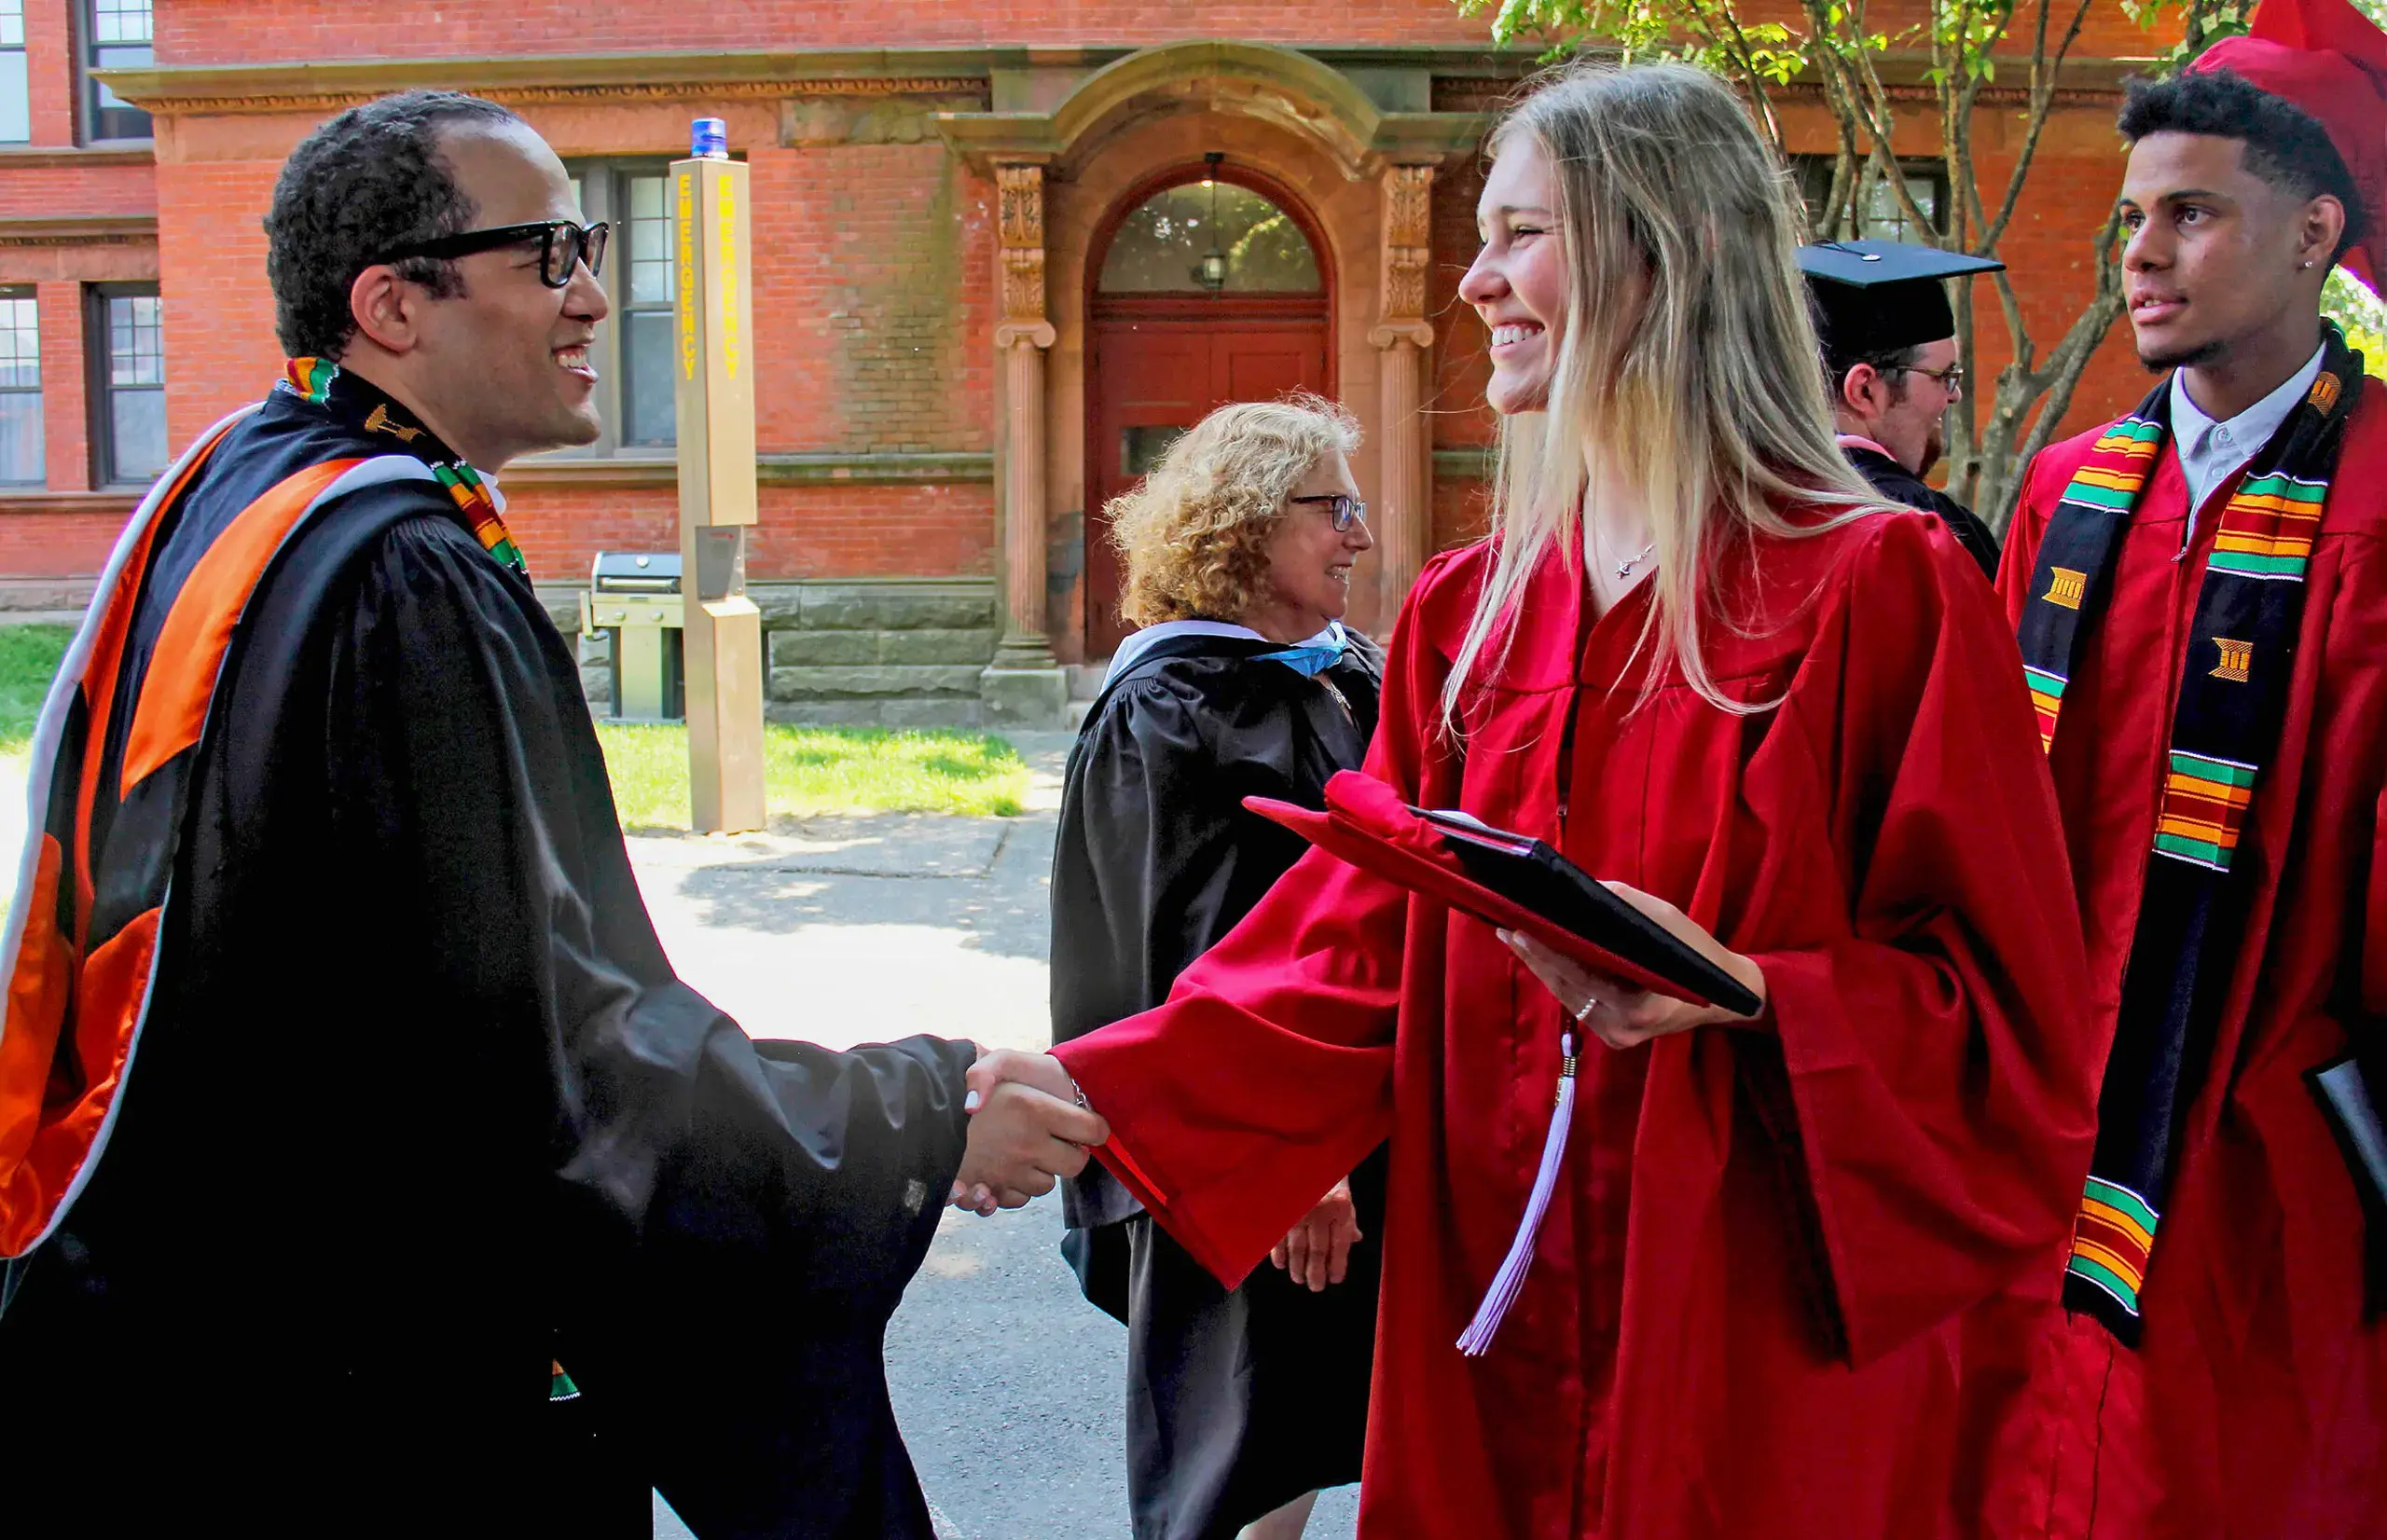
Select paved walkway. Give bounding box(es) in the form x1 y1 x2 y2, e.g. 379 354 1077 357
633 731 1360 1537
0 734 1363 1537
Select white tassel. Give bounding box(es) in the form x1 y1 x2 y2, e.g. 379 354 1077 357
1457 1031 1580 1356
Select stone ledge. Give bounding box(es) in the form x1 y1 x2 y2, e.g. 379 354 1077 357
767 698 987 728
0 145 157 168
503 450 994 488
768 626 996 667
0 576 99 612
770 663 987 700
534 577 999 638
0 215 159 246
780 580 998 632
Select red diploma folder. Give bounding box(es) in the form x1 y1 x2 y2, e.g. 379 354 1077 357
1245 770 1762 1015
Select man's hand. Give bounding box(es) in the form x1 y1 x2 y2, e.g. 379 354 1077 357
948 1060 1108 1217
1270 1178 1362 1291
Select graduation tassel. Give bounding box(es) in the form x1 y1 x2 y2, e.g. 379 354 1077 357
1457 1032 1580 1356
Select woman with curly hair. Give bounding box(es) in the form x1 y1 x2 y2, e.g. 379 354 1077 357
1049 393 1384 1540
979 61 2101 1537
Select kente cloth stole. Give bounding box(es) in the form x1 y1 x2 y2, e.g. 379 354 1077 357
280 357 528 577
2019 325 2363 1346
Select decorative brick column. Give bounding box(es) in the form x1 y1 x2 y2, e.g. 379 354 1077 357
982 160 1069 725
1369 163 1436 621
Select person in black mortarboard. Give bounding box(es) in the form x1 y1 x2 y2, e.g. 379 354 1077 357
1800 239 2006 575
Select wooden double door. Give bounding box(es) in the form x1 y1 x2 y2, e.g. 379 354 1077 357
1084 296 1330 657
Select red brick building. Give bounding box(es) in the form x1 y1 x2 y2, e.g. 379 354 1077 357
0 0 2164 722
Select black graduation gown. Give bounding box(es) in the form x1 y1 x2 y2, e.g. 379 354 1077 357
1845 443 2001 576
1050 633 1386 1540
0 384 973 1539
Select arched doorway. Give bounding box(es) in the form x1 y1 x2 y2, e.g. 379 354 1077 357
1083 165 1333 657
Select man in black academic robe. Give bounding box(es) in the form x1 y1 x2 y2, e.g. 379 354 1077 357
0 90 1097 1539
1800 239 2005 575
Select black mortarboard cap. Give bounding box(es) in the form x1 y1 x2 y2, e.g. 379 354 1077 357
1798 240 2007 369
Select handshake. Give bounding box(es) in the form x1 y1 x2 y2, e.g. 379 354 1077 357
948 1049 1109 1216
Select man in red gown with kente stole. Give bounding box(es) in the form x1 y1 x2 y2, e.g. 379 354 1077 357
1992 0 2387 1530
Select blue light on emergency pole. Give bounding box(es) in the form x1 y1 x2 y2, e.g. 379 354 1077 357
691 117 729 159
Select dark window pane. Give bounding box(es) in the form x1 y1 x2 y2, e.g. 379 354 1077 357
87 0 152 140
1099 183 1320 295
0 392 40 483
627 172 674 307
1122 425 1185 477
0 293 37 389
107 293 162 386
623 309 678 447
109 387 164 481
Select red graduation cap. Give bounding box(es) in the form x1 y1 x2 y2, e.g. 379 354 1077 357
1244 770 1761 1013
2191 0 2387 290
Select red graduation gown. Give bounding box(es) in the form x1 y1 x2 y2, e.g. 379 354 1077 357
1987 377 2387 1538
1056 509 2099 1539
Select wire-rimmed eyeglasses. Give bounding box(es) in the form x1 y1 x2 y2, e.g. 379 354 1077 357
378 220 611 289
1889 360 1965 392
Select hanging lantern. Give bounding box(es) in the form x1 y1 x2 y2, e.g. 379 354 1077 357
1191 153 1228 292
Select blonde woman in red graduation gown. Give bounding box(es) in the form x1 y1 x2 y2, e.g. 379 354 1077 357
969 62 2101 1539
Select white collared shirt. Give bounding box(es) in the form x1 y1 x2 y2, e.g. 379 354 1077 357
2170 342 2325 538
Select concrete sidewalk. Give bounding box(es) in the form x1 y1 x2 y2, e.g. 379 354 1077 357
622 730 1075 1058
629 729 1362 1539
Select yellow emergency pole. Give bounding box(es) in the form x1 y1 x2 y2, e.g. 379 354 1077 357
672 118 766 834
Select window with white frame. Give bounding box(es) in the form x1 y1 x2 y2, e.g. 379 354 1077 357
1794 157 1950 244
1 1 30 144
0 288 40 485
90 283 164 485
551 162 681 454
83 0 151 143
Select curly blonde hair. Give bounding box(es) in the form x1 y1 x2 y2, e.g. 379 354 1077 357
1109 393 1363 628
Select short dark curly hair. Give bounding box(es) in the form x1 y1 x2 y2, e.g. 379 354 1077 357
2120 67 2370 268
263 89 526 359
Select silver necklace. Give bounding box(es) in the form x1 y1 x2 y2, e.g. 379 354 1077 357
1615 540 1657 581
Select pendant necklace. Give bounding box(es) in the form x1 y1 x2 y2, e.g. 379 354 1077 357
1615 540 1657 581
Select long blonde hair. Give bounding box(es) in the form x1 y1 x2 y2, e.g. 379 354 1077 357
1109 393 1362 627
1445 61 1880 728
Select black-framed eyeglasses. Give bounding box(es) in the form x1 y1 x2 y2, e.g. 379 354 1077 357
1889 360 1965 392
377 220 611 289
1290 493 1368 531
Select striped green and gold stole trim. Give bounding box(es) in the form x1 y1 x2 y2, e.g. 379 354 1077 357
2209 470 2327 582
2153 749 2258 872
282 355 339 406
432 461 527 578
2068 1175 2160 1319
2056 416 2165 517
2027 414 2164 749
2023 665 2067 752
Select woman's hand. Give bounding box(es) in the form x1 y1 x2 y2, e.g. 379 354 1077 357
1497 881 1765 1049
1270 1178 1363 1291
949 1050 1108 1216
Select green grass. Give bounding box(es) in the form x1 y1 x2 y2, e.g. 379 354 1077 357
0 626 1027 825
0 624 73 755
596 722 1029 828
